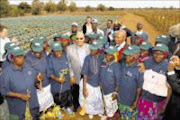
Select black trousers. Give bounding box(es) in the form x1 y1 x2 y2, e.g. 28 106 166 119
53 90 72 108
0 93 4 105
71 84 80 109
0 61 3 68
164 97 180 120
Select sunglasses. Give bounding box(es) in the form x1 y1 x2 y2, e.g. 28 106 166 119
76 38 84 40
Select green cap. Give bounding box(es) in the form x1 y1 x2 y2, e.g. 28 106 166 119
70 34 76 41
4 42 16 51
123 45 140 55
139 42 152 50
155 35 170 45
10 46 25 56
132 45 140 54
89 41 100 50
31 41 43 52
39 36 48 43
51 41 62 51
87 33 99 39
134 33 146 39
105 46 118 54
99 36 108 45
61 34 70 39
153 43 169 53
53 33 61 38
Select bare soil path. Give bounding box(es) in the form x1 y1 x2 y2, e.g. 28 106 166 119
121 13 162 45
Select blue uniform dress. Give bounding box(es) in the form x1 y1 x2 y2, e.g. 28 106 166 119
26 51 49 87
100 61 120 95
99 61 120 117
0 63 39 119
118 62 143 119
47 53 71 108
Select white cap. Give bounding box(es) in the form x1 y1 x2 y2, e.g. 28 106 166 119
91 19 98 24
72 22 78 27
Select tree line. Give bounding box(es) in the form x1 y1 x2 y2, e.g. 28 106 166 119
0 0 115 17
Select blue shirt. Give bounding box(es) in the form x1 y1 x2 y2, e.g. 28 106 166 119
81 54 104 87
2 60 11 70
0 63 39 116
26 51 49 87
118 62 143 106
141 57 168 102
47 53 70 94
100 61 120 95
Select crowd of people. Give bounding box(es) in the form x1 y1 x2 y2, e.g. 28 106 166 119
0 16 180 120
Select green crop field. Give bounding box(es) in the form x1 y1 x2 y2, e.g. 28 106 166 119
1 15 119 43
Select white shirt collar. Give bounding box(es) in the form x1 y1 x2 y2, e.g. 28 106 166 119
136 30 143 35
116 41 126 51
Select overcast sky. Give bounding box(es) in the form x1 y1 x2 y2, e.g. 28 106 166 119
9 0 180 8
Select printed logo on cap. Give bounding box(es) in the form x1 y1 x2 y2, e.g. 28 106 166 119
54 43 59 46
10 43 15 46
128 46 132 50
156 44 162 47
35 43 40 46
142 42 146 45
109 46 114 49
99 36 103 39
14 47 20 50
93 41 98 45
161 35 167 38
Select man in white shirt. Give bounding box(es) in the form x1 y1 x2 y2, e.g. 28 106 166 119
91 19 104 36
0 25 19 68
67 31 90 112
0 25 10 67
114 30 128 61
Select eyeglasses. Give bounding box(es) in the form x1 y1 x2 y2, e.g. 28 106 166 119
76 38 84 40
